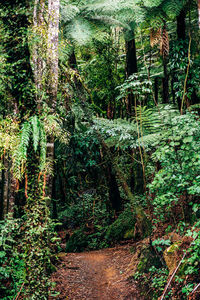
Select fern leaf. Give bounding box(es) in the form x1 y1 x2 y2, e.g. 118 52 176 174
143 0 163 8
30 115 40 152
20 122 31 160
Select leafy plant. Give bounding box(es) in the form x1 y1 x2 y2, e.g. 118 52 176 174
0 215 24 299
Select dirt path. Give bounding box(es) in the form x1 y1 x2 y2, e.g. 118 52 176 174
51 244 144 300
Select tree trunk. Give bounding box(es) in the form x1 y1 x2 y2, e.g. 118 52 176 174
162 57 169 103
177 9 186 40
154 77 159 104
171 77 176 105
3 159 9 217
176 9 186 110
47 0 60 109
0 169 5 220
125 37 138 116
105 163 122 213
198 0 200 28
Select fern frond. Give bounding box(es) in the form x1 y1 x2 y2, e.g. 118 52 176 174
162 0 185 18
135 106 162 134
136 133 162 148
30 115 40 152
143 0 163 8
150 28 161 47
12 121 31 179
61 3 80 22
66 18 94 45
19 122 31 160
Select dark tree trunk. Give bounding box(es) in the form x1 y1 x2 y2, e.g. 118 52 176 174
52 144 58 219
106 164 122 213
171 77 176 105
154 77 159 104
69 49 78 70
177 9 186 40
162 57 169 103
125 37 138 116
126 38 138 76
176 9 186 110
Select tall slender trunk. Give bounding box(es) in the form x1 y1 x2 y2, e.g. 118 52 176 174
177 9 186 40
125 37 138 116
47 0 60 109
0 169 5 220
105 162 122 213
162 57 169 103
198 0 200 28
176 9 186 110
154 77 159 104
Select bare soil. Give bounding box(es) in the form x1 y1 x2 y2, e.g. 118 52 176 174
50 243 145 300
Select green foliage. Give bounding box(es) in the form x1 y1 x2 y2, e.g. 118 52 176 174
148 266 169 299
134 245 167 299
81 36 124 114
0 216 25 299
152 238 171 252
148 112 200 220
66 227 89 252
116 73 152 102
12 114 69 179
60 192 109 229
169 40 200 102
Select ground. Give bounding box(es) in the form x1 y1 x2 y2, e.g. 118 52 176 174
50 243 145 300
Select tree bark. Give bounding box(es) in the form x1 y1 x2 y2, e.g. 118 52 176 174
177 9 186 40
47 0 60 109
105 162 122 213
176 9 186 110
154 77 159 104
162 57 169 104
125 37 138 116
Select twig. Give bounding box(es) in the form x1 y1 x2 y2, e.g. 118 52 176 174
160 234 198 300
160 252 187 300
191 283 200 295
14 282 25 300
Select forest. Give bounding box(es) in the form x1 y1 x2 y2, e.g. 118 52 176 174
0 0 200 299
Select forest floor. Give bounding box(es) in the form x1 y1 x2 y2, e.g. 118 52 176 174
50 241 146 300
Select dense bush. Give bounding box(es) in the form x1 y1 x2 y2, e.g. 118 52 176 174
149 112 200 222
0 216 24 300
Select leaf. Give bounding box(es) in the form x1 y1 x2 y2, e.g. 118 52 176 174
183 136 193 143
30 115 40 152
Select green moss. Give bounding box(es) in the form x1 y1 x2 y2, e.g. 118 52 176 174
105 208 136 243
124 229 135 239
166 242 180 254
